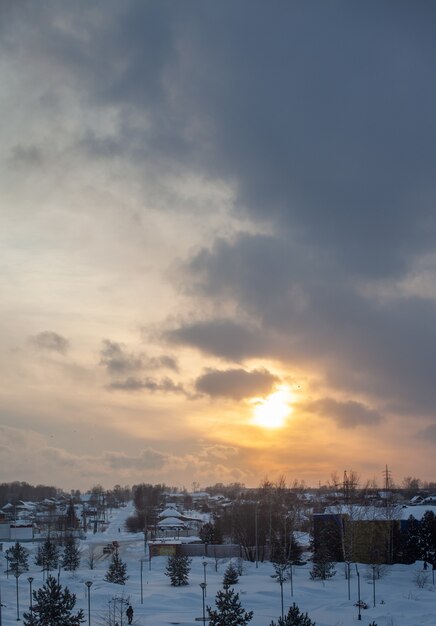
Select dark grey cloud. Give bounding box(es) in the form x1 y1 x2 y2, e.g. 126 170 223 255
165 318 278 362
147 355 179 372
100 340 178 376
195 368 278 401
305 398 384 429
176 2 436 279
30 331 69 354
100 340 142 375
107 376 186 395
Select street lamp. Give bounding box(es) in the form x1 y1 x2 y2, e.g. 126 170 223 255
202 560 208 596
27 577 34 611
372 565 376 607
140 559 146 604
0 569 3 626
85 581 93 626
14 572 20 621
277 567 285 621
355 564 361 621
255 503 259 568
199 582 207 623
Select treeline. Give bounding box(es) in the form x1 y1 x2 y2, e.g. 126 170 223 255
0 482 133 509
0 481 62 507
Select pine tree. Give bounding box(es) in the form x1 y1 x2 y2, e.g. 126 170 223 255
104 549 129 585
309 558 336 581
207 584 253 626
271 561 290 585
22 575 85 626
223 562 239 586
62 536 81 572
403 515 421 563
65 500 79 530
269 603 315 626
5 542 29 575
310 526 336 580
420 510 436 565
199 521 223 545
35 539 61 571
165 554 191 586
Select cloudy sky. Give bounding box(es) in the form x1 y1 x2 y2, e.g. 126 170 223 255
1 1 436 491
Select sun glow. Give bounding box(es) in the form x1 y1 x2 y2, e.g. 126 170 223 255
251 386 293 429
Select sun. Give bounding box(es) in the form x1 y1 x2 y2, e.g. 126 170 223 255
251 386 293 429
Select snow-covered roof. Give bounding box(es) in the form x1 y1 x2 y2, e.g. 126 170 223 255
159 507 182 519
157 516 186 527
322 503 436 522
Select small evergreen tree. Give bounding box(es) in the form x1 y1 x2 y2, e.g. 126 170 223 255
165 554 191 586
309 557 336 581
22 575 85 626
35 538 61 571
5 542 29 575
62 536 81 572
105 549 129 585
271 561 290 585
271 532 304 567
199 521 223 545
420 510 436 565
269 603 315 626
310 526 336 580
223 562 239 586
207 584 253 626
64 500 80 530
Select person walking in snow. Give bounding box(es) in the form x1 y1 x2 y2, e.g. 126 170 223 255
126 605 134 624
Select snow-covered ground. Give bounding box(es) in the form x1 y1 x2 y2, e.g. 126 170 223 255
1 503 435 626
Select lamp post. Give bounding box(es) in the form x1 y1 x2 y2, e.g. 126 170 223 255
202 560 208 597
255 503 259 568
0 569 3 626
85 581 93 626
278 568 284 621
199 582 207 623
372 565 376 608
355 564 361 621
14 572 20 621
140 559 145 604
27 577 34 611
143 526 148 555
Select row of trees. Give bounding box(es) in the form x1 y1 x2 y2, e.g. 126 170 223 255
6 538 130 584
6 538 80 576
21 573 316 626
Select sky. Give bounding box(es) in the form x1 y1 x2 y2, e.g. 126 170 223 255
1 1 436 491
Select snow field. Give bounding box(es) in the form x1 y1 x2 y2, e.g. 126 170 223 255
0 503 435 626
